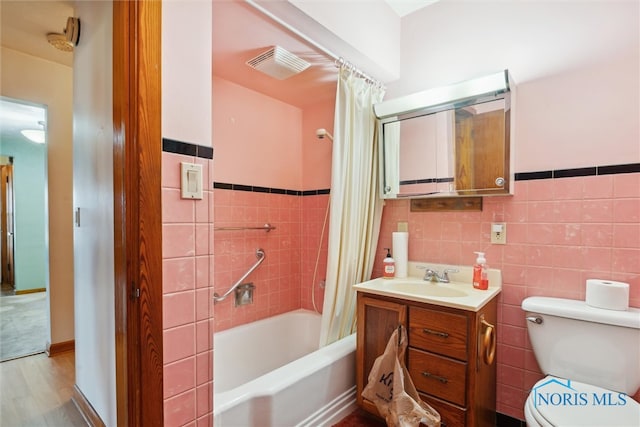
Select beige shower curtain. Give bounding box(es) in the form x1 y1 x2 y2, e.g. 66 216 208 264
319 65 386 346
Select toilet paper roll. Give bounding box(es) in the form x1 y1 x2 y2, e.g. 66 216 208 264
392 232 409 278
585 279 629 311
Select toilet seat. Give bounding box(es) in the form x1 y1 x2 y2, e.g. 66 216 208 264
526 376 640 426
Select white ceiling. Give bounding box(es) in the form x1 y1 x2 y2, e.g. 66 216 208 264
1 1 74 144
385 0 439 17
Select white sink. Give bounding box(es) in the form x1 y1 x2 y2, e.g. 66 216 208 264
354 272 501 311
384 280 468 298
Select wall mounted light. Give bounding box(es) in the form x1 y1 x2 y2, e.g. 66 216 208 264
20 130 45 144
47 17 81 52
21 120 46 144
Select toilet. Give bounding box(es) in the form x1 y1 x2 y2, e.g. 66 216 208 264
522 296 640 426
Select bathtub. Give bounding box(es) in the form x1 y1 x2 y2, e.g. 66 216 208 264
213 309 357 427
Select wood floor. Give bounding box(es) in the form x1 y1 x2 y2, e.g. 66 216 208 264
0 350 87 426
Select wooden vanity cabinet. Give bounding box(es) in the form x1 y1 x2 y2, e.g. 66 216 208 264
356 292 498 427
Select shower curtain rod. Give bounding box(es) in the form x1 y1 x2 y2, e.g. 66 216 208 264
333 57 385 89
245 0 384 88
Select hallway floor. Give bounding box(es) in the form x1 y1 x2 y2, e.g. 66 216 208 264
0 291 47 361
0 350 86 426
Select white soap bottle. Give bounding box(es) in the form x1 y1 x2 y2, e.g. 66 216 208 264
383 248 395 279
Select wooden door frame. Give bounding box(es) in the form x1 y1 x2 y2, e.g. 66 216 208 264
113 1 163 425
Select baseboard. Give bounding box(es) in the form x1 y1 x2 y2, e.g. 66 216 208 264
46 340 75 356
15 287 46 295
73 385 106 427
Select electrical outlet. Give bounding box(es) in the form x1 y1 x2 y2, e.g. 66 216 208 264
491 222 507 244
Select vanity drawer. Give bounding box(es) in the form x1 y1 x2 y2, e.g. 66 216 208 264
409 306 468 360
408 348 467 407
420 393 466 427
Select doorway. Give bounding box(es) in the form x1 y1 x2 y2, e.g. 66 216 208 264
0 97 49 362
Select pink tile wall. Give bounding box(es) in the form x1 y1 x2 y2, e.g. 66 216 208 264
374 172 640 420
212 189 304 331
162 151 214 427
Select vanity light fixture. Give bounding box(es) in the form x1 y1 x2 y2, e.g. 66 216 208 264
374 70 512 120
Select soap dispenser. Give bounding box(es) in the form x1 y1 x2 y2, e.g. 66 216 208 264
473 251 488 290
383 248 395 279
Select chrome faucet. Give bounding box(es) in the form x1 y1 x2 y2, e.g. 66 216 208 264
421 267 459 283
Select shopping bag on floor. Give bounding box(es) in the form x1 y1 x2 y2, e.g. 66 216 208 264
362 325 441 427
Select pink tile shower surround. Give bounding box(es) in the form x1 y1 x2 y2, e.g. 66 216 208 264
374 173 640 420
212 189 329 332
162 151 215 427
161 151 330 426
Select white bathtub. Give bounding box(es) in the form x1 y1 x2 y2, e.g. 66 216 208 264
213 309 357 427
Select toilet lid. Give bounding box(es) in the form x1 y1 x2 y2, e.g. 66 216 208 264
528 376 640 426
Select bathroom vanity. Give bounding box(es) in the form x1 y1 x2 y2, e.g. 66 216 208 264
355 263 501 427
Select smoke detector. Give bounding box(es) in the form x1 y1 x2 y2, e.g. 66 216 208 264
246 46 310 80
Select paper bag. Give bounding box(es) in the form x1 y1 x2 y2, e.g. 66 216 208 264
362 325 441 427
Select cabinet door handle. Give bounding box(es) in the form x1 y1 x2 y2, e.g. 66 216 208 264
480 315 496 365
422 328 449 338
421 371 448 384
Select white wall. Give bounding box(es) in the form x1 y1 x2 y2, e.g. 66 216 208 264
72 2 116 425
393 0 639 172
0 47 75 346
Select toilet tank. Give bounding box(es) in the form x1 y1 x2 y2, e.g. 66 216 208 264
522 296 640 395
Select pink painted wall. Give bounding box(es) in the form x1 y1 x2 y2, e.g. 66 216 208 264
396 1 639 173
162 1 212 146
212 76 303 190
302 98 335 190
373 173 640 420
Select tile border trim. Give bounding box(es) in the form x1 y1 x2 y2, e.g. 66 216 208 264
515 162 639 181
162 138 638 191
213 182 330 196
162 138 213 160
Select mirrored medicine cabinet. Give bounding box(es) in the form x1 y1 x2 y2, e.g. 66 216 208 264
374 70 514 199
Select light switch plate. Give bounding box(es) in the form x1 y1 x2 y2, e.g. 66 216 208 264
181 162 203 199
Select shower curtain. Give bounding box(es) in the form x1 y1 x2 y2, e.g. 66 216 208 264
319 65 386 346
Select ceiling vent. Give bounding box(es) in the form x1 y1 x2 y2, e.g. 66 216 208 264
246 46 310 80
